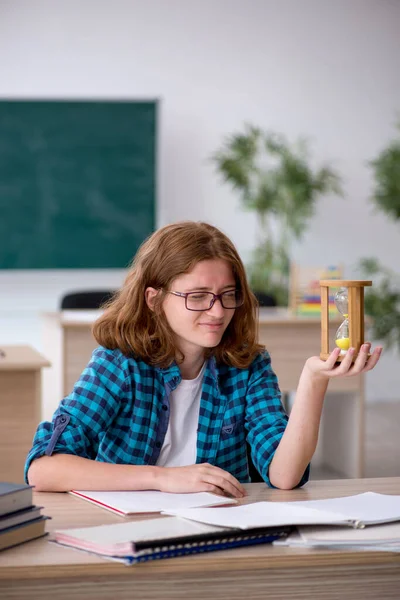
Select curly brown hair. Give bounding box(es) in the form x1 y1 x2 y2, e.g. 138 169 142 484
92 221 264 368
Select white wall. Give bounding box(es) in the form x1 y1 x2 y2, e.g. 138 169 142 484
1 0 400 401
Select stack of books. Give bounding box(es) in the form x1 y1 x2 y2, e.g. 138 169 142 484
0 482 48 551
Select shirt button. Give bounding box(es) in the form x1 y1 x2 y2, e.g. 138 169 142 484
162 405 168 411
156 442 161 448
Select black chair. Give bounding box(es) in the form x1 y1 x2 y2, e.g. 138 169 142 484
247 443 264 483
60 290 116 310
253 291 277 307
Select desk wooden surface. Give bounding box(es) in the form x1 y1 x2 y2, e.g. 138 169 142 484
1 478 400 600
0 345 50 370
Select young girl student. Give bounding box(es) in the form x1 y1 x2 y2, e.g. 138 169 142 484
26 222 382 496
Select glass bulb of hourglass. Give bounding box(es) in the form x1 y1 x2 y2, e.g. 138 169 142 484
334 287 348 317
335 318 350 351
334 288 350 352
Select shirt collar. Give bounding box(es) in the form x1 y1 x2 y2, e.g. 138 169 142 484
207 355 219 384
156 362 181 388
156 355 220 388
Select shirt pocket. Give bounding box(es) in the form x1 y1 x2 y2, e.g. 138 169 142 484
220 418 243 439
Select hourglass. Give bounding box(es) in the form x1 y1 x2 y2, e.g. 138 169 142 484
319 280 372 362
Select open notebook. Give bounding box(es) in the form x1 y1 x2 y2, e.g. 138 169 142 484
69 490 236 516
163 493 400 529
53 516 289 564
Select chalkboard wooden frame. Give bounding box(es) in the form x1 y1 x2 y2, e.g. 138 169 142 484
0 99 157 269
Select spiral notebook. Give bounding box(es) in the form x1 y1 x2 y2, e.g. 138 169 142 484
53 515 289 564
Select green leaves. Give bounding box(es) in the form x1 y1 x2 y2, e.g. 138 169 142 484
369 123 400 221
357 122 400 352
212 125 342 300
359 258 400 351
359 257 382 276
212 125 260 194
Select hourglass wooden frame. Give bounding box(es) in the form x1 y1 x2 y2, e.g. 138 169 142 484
319 280 372 362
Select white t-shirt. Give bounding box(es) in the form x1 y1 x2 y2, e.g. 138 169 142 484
156 362 206 467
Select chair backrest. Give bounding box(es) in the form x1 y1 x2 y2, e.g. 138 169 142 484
60 290 116 310
253 291 277 308
246 443 264 483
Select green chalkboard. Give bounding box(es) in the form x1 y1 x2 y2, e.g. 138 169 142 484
0 99 156 268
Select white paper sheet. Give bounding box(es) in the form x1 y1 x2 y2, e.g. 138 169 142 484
163 492 400 529
69 490 237 515
163 501 354 529
290 492 400 525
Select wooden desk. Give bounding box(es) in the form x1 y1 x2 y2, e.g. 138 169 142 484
43 309 365 479
0 345 50 483
0 478 399 600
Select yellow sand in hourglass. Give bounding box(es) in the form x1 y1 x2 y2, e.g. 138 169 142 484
334 287 350 353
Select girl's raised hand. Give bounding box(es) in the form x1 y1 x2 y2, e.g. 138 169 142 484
305 343 382 380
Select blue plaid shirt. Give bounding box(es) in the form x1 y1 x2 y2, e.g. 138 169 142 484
25 346 309 486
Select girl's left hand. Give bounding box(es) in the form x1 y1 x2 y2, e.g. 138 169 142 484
305 343 383 380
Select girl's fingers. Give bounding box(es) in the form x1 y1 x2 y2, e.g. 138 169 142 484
203 484 226 497
361 346 383 372
350 343 372 373
332 344 382 377
204 465 246 496
205 475 243 498
325 347 341 369
330 346 355 376
318 343 382 379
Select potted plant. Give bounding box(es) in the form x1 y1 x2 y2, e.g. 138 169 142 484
212 125 343 305
360 121 400 350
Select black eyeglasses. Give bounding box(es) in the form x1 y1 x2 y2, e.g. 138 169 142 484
167 290 244 311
